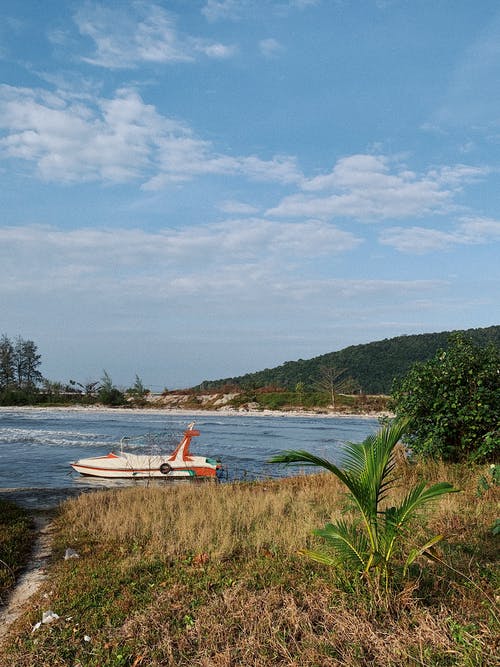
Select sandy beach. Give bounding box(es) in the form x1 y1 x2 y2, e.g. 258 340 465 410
0 405 392 420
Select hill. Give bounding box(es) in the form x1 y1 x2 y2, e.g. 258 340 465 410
197 325 500 395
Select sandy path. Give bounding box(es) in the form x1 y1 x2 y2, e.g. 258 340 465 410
0 514 54 641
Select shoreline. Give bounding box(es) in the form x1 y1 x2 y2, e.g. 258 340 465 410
0 405 391 420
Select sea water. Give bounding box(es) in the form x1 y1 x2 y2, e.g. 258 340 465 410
0 408 378 499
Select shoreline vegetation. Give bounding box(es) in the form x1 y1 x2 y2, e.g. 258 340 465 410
0 459 498 666
0 404 391 419
0 391 393 419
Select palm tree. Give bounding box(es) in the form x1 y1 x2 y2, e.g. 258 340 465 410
270 419 457 591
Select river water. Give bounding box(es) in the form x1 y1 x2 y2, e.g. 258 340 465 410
0 408 378 507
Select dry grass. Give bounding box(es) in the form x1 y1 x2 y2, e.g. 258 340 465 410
55 474 349 559
1 462 498 666
117 583 490 666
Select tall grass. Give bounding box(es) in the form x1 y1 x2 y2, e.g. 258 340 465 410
56 475 348 559
56 459 498 563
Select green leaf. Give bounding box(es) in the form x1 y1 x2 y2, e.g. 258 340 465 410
404 534 445 575
313 520 370 571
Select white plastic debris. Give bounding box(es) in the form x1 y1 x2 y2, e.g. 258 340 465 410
32 610 60 631
83 635 91 642
64 548 80 560
42 610 60 624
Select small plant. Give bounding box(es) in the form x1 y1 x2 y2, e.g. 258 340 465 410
477 464 500 536
477 463 499 495
270 419 458 594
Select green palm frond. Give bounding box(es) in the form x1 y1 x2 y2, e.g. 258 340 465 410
387 481 458 531
382 481 457 562
269 450 358 499
313 520 370 571
300 549 338 567
342 419 408 505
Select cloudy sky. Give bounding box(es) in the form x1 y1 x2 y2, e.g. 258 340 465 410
1 1 499 389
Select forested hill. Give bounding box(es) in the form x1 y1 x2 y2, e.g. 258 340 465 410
197 326 500 395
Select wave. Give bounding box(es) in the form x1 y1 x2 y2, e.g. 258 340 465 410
0 428 116 449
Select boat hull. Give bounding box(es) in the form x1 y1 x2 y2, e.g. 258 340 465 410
70 423 221 480
70 464 215 479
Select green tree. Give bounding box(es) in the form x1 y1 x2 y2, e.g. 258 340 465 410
98 371 125 406
13 337 43 389
391 334 500 462
270 419 457 593
0 335 15 389
295 381 305 405
127 374 148 398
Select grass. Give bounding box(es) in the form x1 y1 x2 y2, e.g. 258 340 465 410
227 390 391 413
0 499 33 603
0 462 498 666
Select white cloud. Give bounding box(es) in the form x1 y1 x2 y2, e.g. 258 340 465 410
379 216 500 253
289 0 320 8
193 41 237 58
458 216 500 242
0 84 301 187
218 200 260 214
259 38 284 58
202 0 318 22
0 220 361 299
202 0 246 22
267 154 488 221
2 222 457 350
379 226 459 254
75 2 235 68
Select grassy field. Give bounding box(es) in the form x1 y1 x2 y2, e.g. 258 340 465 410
0 500 33 604
0 461 498 666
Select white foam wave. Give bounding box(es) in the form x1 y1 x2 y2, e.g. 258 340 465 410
0 427 116 448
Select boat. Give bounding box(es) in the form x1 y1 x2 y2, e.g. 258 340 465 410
70 422 222 479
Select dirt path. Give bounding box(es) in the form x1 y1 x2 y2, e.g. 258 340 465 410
0 513 54 641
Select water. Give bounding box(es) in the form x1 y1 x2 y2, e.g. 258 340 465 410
0 408 378 504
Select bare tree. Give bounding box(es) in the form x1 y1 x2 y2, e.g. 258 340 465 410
315 365 359 408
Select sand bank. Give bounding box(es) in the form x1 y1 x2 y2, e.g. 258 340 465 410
0 405 391 420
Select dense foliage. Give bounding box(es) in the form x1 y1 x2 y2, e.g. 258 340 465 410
391 334 500 462
97 370 126 406
197 325 500 395
0 334 43 404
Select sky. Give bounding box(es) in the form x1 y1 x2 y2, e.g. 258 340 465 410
1 0 499 390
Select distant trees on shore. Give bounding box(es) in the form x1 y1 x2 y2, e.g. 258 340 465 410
0 335 43 403
0 334 148 407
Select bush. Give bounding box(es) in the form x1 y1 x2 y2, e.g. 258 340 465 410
391 334 500 462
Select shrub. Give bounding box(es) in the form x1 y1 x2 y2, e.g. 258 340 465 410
391 334 500 462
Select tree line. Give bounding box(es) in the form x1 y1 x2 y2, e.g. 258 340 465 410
0 334 148 406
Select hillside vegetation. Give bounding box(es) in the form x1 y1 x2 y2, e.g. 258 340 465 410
197 325 500 394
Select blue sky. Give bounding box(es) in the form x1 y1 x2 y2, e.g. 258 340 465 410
1 1 499 390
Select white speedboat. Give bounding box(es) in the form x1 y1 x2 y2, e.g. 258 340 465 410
70 422 221 479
